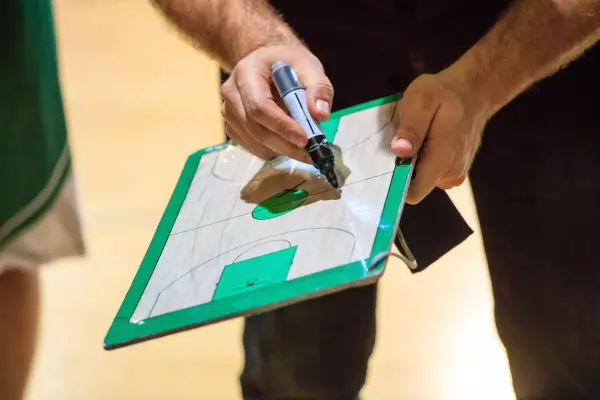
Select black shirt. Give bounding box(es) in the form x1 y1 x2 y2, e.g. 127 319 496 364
268 0 510 109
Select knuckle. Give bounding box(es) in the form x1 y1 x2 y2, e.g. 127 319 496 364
406 190 423 205
450 173 467 185
219 84 228 99
316 80 334 97
233 58 248 73
407 73 431 90
445 173 467 187
407 179 424 198
220 80 233 100
246 96 266 118
225 125 239 141
418 73 434 81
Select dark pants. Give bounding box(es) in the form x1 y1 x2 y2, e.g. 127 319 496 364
229 2 600 398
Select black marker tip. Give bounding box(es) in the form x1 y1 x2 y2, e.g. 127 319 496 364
318 159 339 188
324 169 339 188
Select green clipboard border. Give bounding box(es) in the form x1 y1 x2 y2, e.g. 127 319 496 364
104 92 410 350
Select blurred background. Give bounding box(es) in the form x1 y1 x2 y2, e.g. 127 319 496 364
27 0 515 398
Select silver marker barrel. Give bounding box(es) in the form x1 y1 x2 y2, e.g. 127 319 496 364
271 60 338 188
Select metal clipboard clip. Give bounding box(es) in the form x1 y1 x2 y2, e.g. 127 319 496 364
368 228 418 272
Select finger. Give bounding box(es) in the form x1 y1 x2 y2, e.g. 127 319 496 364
300 65 334 121
223 81 308 162
224 123 244 148
436 126 478 190
245 117 310 162
391 78 441 159
221 94 277 160
437 176 467 190
235 65 308 148
437 154 469 190
406 112 455 204
437 164 467 190
225 119 276 161
406 142 453 203
226 121 277 161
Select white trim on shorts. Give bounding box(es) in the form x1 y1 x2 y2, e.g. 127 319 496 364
0 144 70 245
0 172 85 274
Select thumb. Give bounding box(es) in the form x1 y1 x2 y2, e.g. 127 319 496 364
391 94 438 159
391 127 424 160
303 72 334 121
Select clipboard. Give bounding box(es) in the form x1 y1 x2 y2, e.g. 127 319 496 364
103 93 416 350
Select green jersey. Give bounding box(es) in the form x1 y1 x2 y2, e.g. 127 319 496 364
0 0 71 249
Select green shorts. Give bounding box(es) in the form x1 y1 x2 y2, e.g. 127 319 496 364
0 0 84 273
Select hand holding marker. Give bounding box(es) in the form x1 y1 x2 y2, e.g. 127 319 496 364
271 60 339 188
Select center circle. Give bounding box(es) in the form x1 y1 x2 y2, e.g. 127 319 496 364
252 189 309 220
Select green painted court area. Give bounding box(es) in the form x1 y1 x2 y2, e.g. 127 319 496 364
252 189 308 220
251 117 341 222
212 246 297 300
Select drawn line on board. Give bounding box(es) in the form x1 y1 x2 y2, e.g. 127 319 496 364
169 101 399 236
232 239 292 264
340 100 399 153
206 100 398 183
169 171 394 237
215 188 241 291
189 187 208 296
146 227 357 318
173 102 399 234
276 179 306 198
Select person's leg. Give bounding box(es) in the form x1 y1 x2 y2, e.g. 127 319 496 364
0 172 83 400
469 46 600 399
0 269 40 400
240 283 377 400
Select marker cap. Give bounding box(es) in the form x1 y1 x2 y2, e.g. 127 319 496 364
271 60 302 98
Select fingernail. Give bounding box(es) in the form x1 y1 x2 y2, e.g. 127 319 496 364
316 99 330 114
394 138 414 151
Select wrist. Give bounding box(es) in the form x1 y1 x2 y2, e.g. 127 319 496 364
438 56 498 123
444 52 510 115
228 26 305 69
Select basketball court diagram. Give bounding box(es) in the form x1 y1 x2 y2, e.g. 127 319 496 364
104 94 414 349
129 99 402 322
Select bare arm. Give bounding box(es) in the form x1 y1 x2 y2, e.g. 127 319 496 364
449 0 600 117
151 0 302 71
151 0 334 163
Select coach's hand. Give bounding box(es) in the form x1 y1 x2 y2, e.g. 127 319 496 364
221 44 333 162
391 69 490 204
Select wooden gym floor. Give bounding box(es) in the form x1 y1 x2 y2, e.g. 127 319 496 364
26 1 515 398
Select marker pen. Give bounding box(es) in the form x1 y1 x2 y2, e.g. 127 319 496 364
271 60 339 188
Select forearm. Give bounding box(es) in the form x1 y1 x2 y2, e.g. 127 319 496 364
151 0 302 71
449 0 600 117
